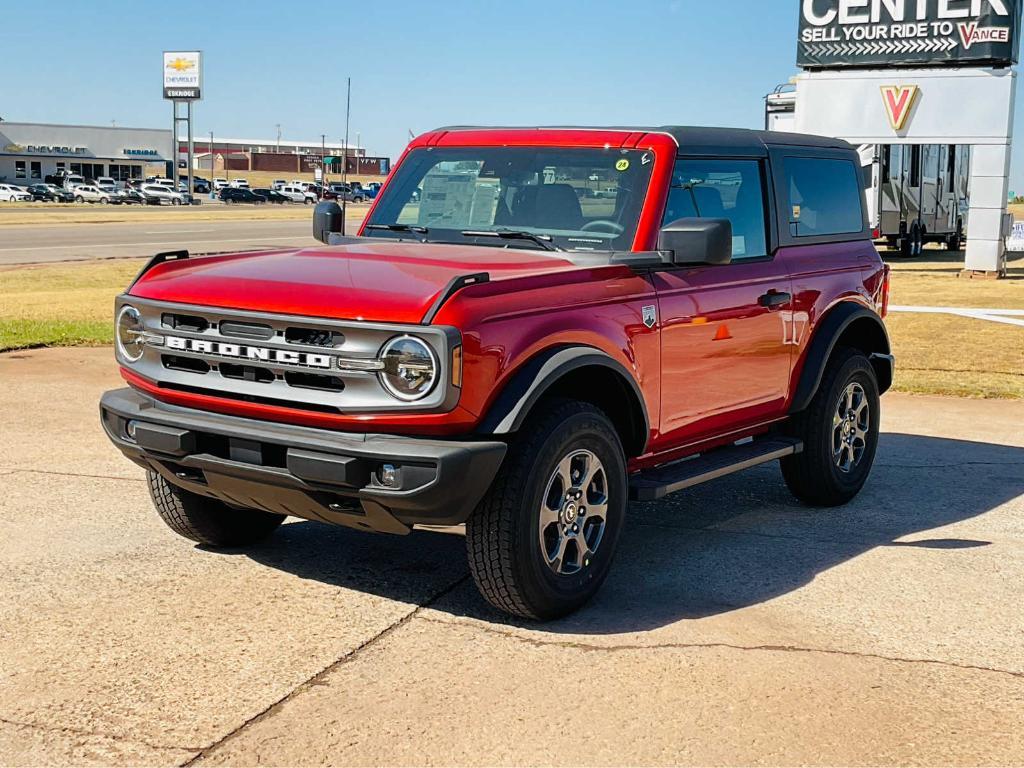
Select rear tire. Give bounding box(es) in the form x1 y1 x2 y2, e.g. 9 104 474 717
147 471 285 547
946 220 964 251
782 349 880 507
75 195 84 203
466 400 627 620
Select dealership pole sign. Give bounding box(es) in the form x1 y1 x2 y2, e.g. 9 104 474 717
798 0 1021 69
163 51 202 100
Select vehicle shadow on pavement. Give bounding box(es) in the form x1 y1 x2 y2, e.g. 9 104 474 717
239 432 1023 633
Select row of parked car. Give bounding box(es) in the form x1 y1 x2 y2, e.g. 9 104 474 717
0 174 385 206
216 180 382 205
0 180 190 205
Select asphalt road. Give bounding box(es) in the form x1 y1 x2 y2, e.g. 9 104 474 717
0 220 318 265
1 347 1023 766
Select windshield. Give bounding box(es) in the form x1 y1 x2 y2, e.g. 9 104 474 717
364 146 656 251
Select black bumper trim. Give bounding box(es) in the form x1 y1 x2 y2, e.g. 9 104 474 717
100 388 506 533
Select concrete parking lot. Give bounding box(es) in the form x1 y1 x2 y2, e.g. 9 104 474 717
1 347 1022 766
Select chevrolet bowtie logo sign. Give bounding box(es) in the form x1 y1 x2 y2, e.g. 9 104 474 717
167 57 195 72
881 85 919 131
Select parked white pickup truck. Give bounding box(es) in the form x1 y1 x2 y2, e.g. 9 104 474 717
277 185 317 204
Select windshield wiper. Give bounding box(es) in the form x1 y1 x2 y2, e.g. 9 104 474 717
461 229 562 252
365 223 429 241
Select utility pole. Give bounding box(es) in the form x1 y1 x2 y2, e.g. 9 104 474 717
209 131 214 197
342 77 351 235
186 101 194 202
276 123 281 154
320 133 326 193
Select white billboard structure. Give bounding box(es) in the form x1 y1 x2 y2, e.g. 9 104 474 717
775 0 1021 276
795 66 1015 272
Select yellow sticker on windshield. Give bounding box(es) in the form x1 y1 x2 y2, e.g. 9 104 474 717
615 159 630 172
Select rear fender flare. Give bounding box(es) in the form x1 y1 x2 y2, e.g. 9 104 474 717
791 303 893 413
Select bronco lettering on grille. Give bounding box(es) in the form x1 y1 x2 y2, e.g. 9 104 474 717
164 335 333 369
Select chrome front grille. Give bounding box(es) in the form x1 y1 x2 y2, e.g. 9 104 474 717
118 296 459 413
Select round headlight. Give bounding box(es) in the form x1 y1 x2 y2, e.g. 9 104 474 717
379 336 438 401
116 305 146 362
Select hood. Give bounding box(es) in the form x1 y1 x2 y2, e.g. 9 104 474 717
129 241 584 323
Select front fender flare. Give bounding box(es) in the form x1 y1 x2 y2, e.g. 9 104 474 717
477 346 650 453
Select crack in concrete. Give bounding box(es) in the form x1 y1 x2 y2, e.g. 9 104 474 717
179 573 472 767
416 616 1024 680
879 462 1024 468
5 468 143 482
630 519 939 551
0 714 202 754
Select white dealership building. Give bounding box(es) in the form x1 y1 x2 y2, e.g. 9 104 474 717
0 122 172 184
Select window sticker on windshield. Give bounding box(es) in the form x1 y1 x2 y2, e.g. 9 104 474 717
792 204 801 220
641 153 651 165
615 159 630 172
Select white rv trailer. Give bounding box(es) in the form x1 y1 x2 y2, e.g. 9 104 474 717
764 83 970 257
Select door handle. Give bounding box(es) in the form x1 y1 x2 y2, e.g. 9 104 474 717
758 289 791 309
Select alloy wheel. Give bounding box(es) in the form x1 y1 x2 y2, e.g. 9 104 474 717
538 449 608 575
833 382 870 473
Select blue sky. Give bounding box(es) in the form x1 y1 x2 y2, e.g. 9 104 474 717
4 0 1023 188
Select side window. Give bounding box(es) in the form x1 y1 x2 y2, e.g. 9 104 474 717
783 157 864 237
662 159 768 260
909 145 922 187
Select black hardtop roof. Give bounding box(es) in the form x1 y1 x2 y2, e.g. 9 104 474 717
434 125 851 152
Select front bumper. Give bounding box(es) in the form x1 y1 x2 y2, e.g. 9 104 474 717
100 388 506 534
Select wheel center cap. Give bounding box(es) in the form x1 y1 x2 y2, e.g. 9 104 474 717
562 501 577 525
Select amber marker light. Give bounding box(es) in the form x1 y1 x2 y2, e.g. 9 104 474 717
451 346 463 388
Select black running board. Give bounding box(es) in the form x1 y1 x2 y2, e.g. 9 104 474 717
630 436 803 502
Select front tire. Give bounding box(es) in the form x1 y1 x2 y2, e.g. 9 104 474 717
147 471 284 547
466 400 627 620
781 349 880 507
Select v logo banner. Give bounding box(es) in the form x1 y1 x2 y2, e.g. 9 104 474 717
880 85 919 131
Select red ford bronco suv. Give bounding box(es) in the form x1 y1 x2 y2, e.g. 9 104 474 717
101 126 892 619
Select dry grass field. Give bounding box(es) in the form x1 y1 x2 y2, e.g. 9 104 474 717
0 259 140 351
884 248 1023 398
2 246 1021 398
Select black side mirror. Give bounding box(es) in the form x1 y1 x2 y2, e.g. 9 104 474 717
313 201 343 244
658 217 732 266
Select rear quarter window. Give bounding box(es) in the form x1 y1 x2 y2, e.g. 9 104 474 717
783 157 864 238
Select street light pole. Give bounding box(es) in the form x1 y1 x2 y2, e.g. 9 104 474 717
209 131 214 198
276 123 281 154
320 133 326 194
342 77 351 236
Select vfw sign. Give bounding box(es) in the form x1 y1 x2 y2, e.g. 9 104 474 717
798 0 1021 69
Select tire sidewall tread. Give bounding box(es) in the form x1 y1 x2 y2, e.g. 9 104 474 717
782 349 880 507
147 471 284 547
466 399 627 620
